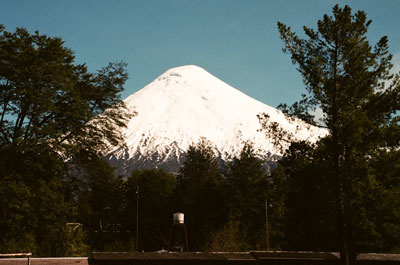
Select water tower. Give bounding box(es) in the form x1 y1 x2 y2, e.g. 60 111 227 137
167 213 189 252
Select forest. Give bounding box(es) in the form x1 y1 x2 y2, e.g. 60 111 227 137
0 5 399 265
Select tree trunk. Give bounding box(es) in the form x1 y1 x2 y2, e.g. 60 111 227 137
332 41 350 265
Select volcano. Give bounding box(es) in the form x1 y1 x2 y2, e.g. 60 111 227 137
104 65 326 176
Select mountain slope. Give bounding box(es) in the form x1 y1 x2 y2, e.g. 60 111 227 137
104 65 326 175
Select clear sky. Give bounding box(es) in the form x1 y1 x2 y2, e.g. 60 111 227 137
1 0 399 108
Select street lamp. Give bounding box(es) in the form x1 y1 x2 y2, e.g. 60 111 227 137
136 186 139 251
265 198 270 251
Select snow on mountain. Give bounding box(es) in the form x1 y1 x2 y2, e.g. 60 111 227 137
104 65 327 176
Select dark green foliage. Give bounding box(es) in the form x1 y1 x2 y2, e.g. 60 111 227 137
124 169 176 251
274 139 400 255
277 94 318 126
0 25 131 256
266 162 287 249
62 224 91 257
270 4 400 264
0 25 132 154
369 150 400 252
0 144 70 256
74 152 126 252
176 138 228 250
204 220 241 252
274 141 337 251
226 142 268 250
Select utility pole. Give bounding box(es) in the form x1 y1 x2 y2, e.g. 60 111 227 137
136 186 139 251
265 198 270 251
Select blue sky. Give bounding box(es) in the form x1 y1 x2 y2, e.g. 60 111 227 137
1 0 399 108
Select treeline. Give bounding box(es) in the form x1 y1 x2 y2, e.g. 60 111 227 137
72 138 273 253
67 137 400 255
0 136 274 255
2 135 399 256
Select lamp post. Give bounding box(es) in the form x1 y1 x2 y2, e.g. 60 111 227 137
265 198 270 251
136 186 139 251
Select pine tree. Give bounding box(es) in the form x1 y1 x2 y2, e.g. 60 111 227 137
226 141 268 250
273 141 337 251
176 138 227 250
271 5 400 264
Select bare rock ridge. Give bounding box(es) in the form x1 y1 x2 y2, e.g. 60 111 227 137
104 65 326 176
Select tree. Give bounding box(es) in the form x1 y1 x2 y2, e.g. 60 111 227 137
271 5 400 264
0 25 132 155
204 220 241 252
226 141 269 250
0 25 132 255
272 141 337 251
74 151 125 252
369 149 400 253
0 144 71 255
176 138 227 250
124 169 176 251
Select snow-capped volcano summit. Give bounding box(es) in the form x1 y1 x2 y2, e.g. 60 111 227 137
105 65 326 175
